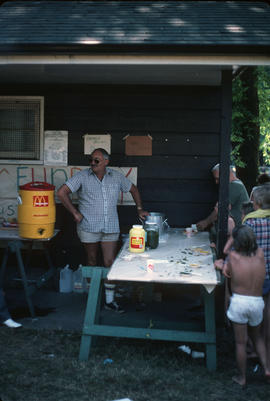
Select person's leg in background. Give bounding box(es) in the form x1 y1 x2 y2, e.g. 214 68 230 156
264 292 270 368
249 323 270 381
0 288 22 328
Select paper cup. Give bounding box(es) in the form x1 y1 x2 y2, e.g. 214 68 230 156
191 224 198 232
147 259 154 273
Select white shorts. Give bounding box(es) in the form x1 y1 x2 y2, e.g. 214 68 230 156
227 293 264 327
77 229 119 243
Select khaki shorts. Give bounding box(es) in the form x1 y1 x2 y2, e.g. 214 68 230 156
77 229 119 243
227 293 264 327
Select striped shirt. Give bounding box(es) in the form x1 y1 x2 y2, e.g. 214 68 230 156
65 168 132 233
245 217 270 279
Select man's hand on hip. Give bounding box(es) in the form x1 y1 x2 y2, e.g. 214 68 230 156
73 210 84 223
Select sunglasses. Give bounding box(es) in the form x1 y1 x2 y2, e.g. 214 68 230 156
90 157 101 165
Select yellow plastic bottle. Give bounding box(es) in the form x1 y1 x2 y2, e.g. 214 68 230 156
129 225 145 253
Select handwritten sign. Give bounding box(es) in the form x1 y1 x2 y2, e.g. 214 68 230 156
44 131 68 166
84 134 111 155
0 165 137 220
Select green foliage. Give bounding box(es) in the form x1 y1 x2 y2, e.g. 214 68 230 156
231 77 248 168
232 66 270 167
257 66 270 165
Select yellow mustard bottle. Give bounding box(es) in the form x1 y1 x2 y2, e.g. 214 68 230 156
129 224 145 253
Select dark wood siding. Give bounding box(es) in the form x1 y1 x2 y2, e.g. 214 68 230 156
2 84 221 265
48 85 220 227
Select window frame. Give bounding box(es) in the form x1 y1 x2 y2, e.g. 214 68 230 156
0 96 44 165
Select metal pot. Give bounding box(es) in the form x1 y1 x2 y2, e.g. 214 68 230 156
144 212 168 238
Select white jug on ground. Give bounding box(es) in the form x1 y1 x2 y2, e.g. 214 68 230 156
73 264 86 293
59 264 73 293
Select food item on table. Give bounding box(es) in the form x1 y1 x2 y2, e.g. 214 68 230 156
146 229 159 249
189 263 200 268
193 247 210 255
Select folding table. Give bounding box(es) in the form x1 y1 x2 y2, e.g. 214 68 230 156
0 228 59 318
79 229 220 371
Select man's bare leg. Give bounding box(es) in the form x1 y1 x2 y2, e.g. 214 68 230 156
232 322 248 387
249 324 270 380
101 240 118 288
100 241 124 313
101 241 118 268
83 242 100 266
83 242 100 288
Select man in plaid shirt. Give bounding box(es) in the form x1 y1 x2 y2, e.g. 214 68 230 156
57 148 148 313
244 184 270 363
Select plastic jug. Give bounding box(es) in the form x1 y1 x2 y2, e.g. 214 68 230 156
59 264 73 293
129 225 145 253
73 264 86 293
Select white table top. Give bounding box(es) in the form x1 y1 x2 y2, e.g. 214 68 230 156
108 229 220 293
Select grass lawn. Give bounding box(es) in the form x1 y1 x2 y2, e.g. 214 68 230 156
0 327 269 401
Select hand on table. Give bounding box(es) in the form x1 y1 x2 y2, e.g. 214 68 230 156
138 210 149 220
214 259 224 271
196 219 208 231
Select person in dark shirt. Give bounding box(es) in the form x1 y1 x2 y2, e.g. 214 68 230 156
197 164 249 229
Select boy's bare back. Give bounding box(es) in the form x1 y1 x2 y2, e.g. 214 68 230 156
225 248 265 296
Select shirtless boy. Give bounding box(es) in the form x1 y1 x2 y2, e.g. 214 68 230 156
221 225 270 387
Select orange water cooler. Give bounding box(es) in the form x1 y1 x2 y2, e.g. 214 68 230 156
18 181 56 239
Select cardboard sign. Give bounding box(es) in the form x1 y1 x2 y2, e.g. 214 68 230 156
125 135 152 156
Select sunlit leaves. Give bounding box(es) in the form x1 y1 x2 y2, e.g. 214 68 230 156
232 66 270 167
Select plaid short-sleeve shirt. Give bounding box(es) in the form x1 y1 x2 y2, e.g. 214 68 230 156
245 217 270 279
65 167 132 233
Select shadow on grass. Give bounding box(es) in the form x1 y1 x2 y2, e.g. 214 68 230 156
0 327 269 401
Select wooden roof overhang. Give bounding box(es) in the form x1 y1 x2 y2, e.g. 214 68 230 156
0 1 270 85
0 0 270 255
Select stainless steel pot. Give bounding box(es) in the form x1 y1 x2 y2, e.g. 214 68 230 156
144 212 168 237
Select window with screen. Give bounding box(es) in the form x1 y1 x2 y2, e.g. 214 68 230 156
0 97 44 163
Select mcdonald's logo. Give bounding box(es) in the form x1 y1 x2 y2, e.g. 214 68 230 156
33 195 49 207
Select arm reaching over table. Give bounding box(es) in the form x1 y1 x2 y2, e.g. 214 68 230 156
197 209 217 231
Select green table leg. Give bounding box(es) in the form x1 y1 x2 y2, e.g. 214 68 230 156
79 268 105 361
202 286 217 371
1 238 56 319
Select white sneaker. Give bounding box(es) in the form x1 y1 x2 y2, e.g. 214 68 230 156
3 318 22 328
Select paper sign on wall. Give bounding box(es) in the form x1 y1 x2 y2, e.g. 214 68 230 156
44 131 68 166
125 135 152 156
84 134 111 155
